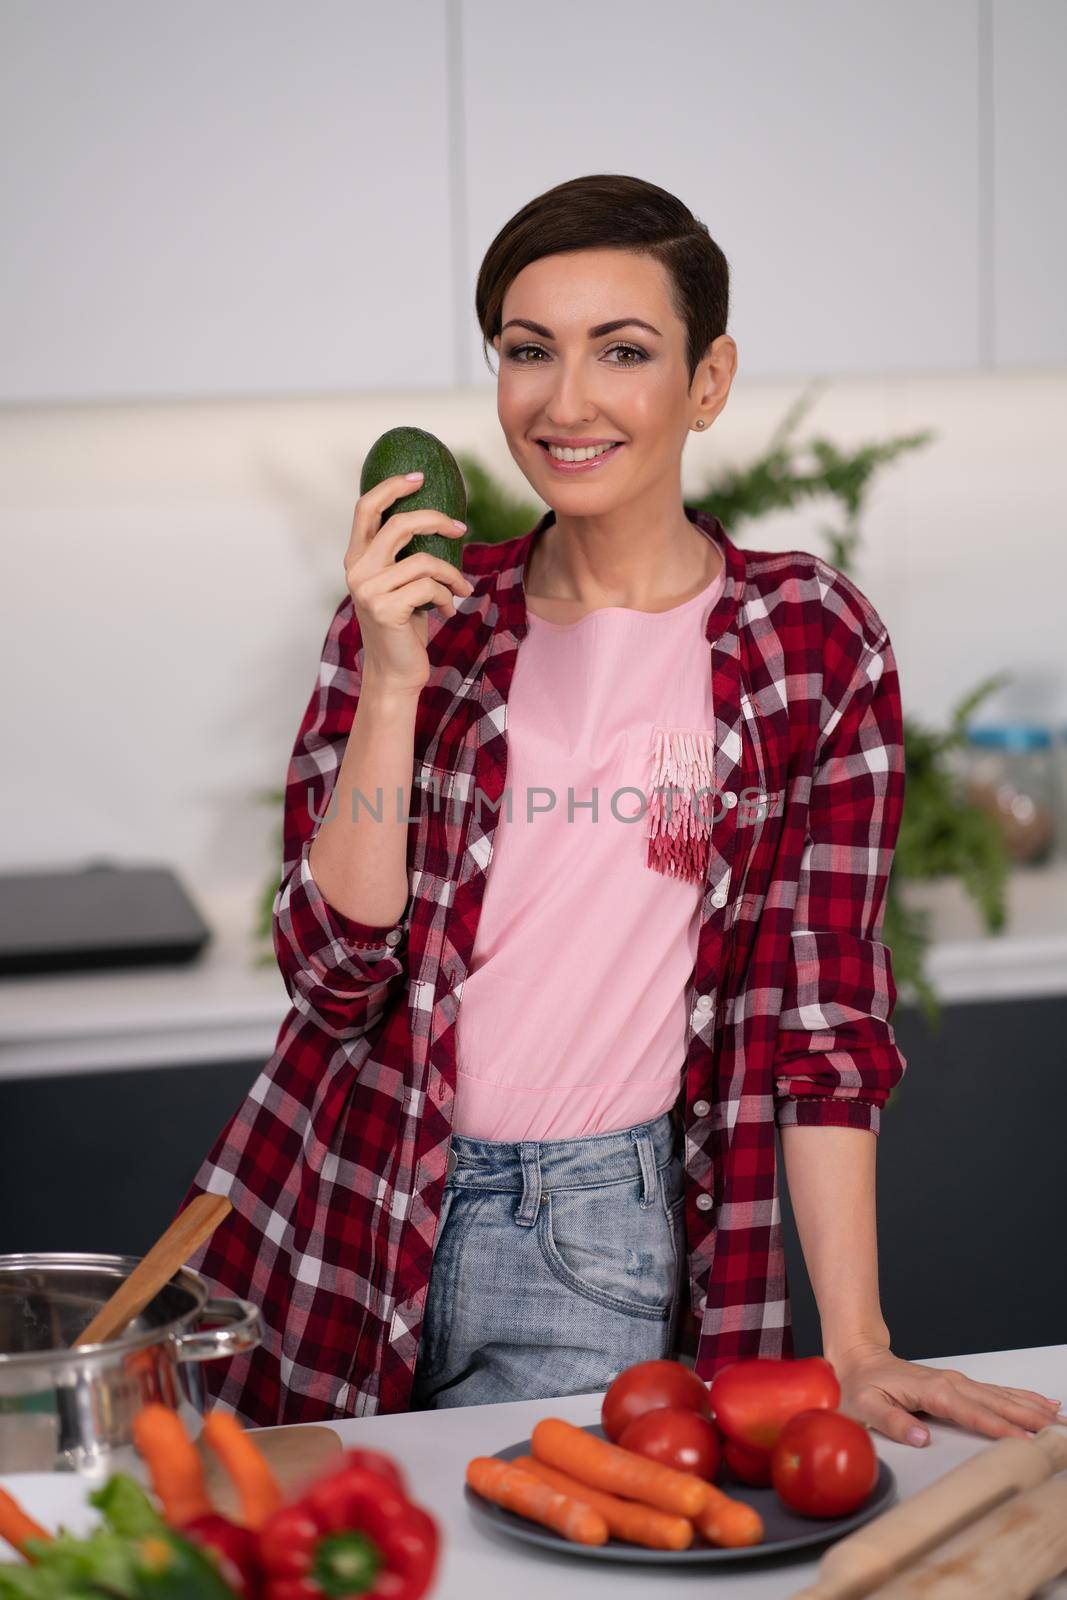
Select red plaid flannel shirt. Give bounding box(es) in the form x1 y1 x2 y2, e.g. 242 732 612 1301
178 505 907 1422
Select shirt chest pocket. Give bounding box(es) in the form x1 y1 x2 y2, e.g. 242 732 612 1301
726 704 792 900
410 759 473 882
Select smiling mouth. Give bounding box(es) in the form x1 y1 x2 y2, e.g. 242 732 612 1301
536 440 626 463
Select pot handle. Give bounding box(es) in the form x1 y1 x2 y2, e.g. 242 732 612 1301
173 1296 262 1363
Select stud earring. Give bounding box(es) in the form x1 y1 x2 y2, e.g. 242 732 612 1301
694 419 707 430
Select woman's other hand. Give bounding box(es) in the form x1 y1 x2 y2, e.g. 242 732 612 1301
830 1341 1066 1447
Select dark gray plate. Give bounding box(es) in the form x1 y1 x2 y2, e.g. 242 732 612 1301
464 1422 897 1565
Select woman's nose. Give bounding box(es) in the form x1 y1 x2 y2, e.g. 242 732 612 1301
542 364 600 422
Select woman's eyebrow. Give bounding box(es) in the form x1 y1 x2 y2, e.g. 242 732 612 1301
501 317 662 339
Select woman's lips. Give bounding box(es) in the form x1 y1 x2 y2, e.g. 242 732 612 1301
536 440 626 474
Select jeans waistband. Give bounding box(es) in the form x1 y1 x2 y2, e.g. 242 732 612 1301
446 1108 680 1225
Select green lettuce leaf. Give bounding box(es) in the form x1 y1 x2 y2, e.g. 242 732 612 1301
88 1477 165 1541
0 1524 140 1596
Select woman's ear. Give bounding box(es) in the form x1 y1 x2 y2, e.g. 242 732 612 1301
693 335 738 422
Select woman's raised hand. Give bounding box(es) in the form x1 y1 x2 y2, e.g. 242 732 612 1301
344 471 474 695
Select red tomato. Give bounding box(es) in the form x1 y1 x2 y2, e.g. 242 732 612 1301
617 1407 722 1481
601 1359 712 1443
709 1357 840 1450
722 1438 774 1487
771 1408 878 1518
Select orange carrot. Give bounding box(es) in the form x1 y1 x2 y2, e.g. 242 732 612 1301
513 1453 694 1550
199 1408 282 1530
132 1403 214 1527
531 1417 710 1518
694 1481 765 1547
0 1486 52 1561
466 1457 609 1546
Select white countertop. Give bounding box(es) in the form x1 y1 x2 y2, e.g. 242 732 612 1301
1 1345 1064 1595
0 882 286 1080
900 858 1067 1003
1 866 1065 1082
330 1343 1067 1599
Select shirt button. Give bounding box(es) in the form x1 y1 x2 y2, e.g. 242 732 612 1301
385 929 401 946
724 792 737 809
696 994 714 1012
696 1193 714 1212
711 891 727 909
693 1099 711 1117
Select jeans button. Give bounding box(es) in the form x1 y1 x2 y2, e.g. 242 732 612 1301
445 1146 457 1178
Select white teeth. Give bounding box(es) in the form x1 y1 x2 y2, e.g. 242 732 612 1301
545 441 619 462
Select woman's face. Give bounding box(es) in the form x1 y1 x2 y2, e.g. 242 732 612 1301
492 247 732 509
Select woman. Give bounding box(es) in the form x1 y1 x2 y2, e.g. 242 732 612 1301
179 175 1061 1446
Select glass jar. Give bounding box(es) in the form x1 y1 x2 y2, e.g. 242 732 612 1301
1056 726 1067 861
961 725 1057 866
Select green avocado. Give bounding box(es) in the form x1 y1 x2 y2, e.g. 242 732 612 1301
359 425 468 614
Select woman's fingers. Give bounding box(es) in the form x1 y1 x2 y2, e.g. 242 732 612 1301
953 1381 1064 1433
995 1385 1064 1419
838 1354 1067 1450
911 1372 1037 1440
345 472 414 562
844 1386 932 1448
347 486 465 575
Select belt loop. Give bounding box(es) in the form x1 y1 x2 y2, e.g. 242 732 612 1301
633 1127 657 1208
515 1141 542 1226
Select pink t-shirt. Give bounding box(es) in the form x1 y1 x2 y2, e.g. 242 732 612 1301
453 556 728 1142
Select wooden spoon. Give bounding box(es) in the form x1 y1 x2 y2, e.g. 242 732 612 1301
73 1193 233 1348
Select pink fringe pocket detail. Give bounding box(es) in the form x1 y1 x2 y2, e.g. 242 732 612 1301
645 725 717 884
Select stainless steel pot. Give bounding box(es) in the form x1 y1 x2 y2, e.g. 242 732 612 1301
0 1252 261 1481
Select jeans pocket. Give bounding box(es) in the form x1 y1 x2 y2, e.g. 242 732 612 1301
538 1175 676 1321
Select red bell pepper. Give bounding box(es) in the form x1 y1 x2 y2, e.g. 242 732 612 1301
182 1510 263 1597
257 1448 439 1600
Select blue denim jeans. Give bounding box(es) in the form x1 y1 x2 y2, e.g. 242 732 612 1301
409 1107 687 1410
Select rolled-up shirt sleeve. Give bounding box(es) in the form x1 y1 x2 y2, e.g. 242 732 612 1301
773 626 908 1135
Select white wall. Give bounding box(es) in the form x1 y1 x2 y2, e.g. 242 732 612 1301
2 371 1064 900
2 0 1065 907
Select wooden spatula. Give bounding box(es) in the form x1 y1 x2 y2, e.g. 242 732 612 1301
73 1192 233 1347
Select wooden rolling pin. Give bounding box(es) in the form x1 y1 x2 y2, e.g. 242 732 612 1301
863 1472 1067 1598
790 1421 1067 1600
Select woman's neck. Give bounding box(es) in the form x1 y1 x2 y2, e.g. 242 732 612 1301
525 513 724 612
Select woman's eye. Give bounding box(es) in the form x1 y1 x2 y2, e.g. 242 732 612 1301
504 342 648 366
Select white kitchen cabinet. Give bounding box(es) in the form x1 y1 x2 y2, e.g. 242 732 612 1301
990 0 1067 368
460 0 983 382
0 1 455 402
5 2 1062 401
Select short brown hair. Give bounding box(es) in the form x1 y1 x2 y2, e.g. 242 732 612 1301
475 174 730 388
